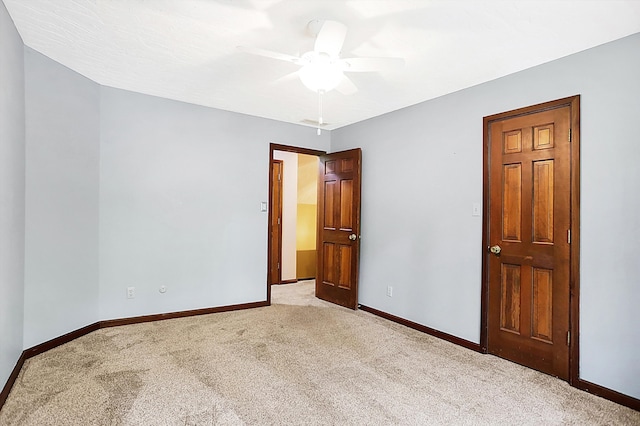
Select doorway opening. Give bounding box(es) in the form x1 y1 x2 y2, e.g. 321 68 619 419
481 95 580 384
267 144 325 304
267 143 363 310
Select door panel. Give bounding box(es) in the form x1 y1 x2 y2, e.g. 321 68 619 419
532 160 554 243
500 263 521 333
487 106 571 379
502 164 522 241
340 180 353 230
317 149 362 309
324 181 336 229
531 267 553 342
323 243 336 285
338 245 352 289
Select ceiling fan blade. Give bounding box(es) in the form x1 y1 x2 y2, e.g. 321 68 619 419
271 71 300 86
335 75 358 95
237 46 301 64
340 57 405 72
314 20 347 56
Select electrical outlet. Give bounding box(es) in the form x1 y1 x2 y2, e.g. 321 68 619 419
127 287 135 299
387 286 393 297
159 285 167 294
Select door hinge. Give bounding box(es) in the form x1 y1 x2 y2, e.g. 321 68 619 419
567 331 571 346
567 229 571 244
277 262 280 270
568 128 572 142
278 173 281 181
277 217 281 225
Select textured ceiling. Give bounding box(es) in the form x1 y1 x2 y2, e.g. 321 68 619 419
4 0 640 130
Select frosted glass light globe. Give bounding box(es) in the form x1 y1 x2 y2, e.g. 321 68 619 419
299 53 344 92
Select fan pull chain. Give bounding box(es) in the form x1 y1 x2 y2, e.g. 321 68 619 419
317 90 324 136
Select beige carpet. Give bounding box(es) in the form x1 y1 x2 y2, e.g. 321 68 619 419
1 280 638 425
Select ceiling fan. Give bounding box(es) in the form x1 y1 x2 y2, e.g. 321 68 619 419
238 19 404 133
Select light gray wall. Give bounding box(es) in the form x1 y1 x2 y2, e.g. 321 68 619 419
99 87 329 320
23 48 100 348
331 33 640 399
0 1 25 387
5 15 637 402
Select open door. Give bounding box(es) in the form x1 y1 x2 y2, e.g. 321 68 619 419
316 148 362 309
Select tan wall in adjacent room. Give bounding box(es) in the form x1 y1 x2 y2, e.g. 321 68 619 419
296 154 318 279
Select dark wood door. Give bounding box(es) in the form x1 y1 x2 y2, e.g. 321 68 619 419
316 149 362 309
486 105 571 379
270 160 283 285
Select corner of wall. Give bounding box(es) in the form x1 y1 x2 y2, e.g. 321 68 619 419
0 0 26 388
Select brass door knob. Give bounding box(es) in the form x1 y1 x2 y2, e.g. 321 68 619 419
489 245 502 255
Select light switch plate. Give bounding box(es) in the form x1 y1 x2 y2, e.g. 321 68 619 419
260 201 267 212
472 203 481 217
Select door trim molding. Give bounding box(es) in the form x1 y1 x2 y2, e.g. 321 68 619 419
271 159 283 285
267 143 326 304
480 95 581 384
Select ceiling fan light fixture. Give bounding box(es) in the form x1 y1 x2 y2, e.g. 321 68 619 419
299 62 344 93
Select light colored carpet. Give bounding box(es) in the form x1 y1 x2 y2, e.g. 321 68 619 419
1 280 638 425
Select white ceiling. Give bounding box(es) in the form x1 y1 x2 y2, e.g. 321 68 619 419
4 0 640 130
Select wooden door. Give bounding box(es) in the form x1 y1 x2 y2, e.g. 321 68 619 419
485 103 572 379
270 160 283 285
316 149 362 309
